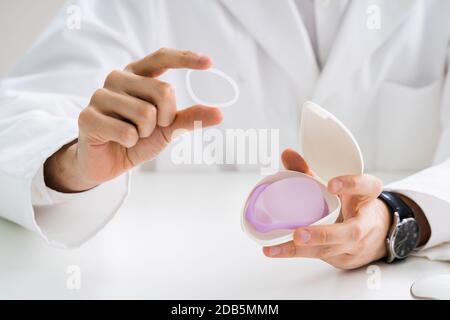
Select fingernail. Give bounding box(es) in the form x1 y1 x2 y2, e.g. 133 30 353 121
268 246 282 257
197 54 210 64
297 230 311 244
329 179 343 193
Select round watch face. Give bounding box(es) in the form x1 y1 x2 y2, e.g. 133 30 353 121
392 219 420 259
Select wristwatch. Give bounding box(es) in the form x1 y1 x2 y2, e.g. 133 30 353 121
378 191 420 263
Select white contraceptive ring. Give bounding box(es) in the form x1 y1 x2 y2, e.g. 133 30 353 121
185 68 240 108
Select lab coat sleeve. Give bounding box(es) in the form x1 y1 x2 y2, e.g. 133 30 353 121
0 0 151 247
384 42 450 261
385 161 450 260
30 163 131 249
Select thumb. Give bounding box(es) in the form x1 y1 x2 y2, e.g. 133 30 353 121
281 148 315 176
162 105 223 141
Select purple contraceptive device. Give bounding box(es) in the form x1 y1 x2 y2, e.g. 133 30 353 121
245 177 329 233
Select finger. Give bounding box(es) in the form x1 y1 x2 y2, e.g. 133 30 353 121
281 148 314 176
105 71 176 127
78 108 139 148
91 89 157 138
161 105 223 142
328 174 383 199
263 242 351 259
293 218 366 246
263 242 299 258
127 48 212 78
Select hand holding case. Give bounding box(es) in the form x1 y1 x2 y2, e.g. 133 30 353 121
242 101 364 246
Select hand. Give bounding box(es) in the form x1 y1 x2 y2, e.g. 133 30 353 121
263 149 391 270
44 48 223 192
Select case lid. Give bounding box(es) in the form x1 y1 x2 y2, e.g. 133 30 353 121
300 101 364 183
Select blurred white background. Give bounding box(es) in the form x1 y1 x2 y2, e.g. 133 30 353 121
0 0 64 77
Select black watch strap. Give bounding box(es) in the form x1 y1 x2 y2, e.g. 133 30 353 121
378 191 414 220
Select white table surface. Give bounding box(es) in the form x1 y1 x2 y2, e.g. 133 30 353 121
1 172 449 299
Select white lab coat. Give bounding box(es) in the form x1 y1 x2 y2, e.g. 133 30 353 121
1 0 450 258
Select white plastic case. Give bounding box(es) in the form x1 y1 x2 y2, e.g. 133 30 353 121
242 101 364 246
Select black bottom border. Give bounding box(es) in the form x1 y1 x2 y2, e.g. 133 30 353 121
0 300 443 318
